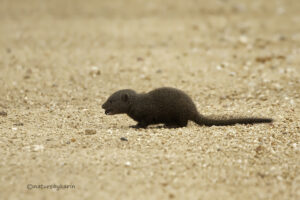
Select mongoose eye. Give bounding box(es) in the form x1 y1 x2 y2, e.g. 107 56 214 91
109 100 113 104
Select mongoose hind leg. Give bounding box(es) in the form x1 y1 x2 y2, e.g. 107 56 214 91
177 118 188 127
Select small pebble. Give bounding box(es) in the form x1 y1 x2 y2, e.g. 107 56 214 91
137 57 144 61
229 72 236 76
13 122 24 126
239 35 248 44
120 137 128 141
255 56 272 63
89 66 101 77
0 111 7 116
107 129 113 134
255 145 264 154
23 75 30 79
85 129 97 135
32 145 44 152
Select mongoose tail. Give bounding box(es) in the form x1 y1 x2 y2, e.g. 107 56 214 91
193 114 273 126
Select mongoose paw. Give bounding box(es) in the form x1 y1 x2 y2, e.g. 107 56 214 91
129 123 147 129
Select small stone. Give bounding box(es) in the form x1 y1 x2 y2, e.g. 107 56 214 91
143 76 151 81
89 66 101 77
239 35 248 44
70 138 76 142
120 137 128 141
85 129 97 135
125 161 131 166
277 175 283 181
258 94 268 101
23 75 30 79
32 145 44 152
255 56 272 63
222 62 229 67
137 57 144 61
277 35 286 41
0 111 7 116
277 55 286 60
255 145 264 154
13 122 24 126
229 72 236 76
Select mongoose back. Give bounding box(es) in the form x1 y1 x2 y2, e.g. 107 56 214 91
102 87 273 128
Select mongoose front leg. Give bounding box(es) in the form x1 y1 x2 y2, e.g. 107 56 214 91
129 121 148 129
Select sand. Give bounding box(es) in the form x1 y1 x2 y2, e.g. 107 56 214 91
0 0 299 199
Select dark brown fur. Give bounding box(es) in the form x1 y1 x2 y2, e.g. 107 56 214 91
102 87 273 128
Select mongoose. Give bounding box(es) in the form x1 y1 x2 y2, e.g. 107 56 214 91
102 87 273 128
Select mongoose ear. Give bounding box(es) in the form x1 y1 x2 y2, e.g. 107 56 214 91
121 93 129 102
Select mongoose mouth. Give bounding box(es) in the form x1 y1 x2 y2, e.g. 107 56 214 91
105 109 114 115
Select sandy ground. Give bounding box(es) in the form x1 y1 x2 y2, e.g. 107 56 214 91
0 0 300 199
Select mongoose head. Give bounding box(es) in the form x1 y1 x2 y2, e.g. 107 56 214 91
102 89 136 115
